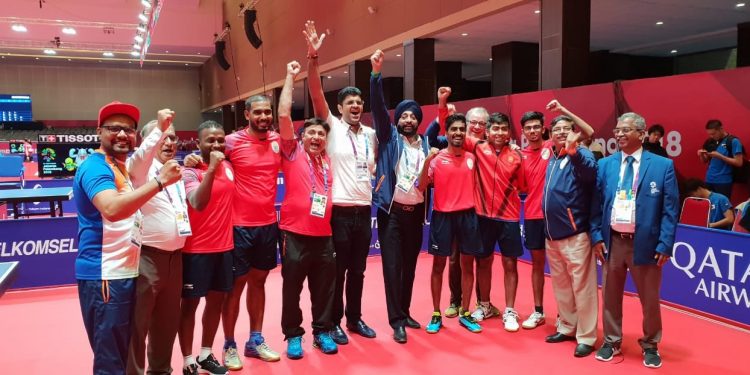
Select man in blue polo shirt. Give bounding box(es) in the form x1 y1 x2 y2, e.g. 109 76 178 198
74 102 182 374
683 178 734 230
698 119 744 199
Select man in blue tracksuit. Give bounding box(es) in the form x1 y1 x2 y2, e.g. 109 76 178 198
541 115 599 358
370 49 431 344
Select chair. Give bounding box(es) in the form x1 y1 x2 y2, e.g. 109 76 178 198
0 155 25 190
680 197 711 227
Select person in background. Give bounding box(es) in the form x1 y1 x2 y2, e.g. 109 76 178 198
642 124 668 158
683 178 734 230
698 119 744 199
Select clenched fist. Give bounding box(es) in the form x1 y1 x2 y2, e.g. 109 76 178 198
159 159 182 186
437 87 452 104
157 109 175 131
208 150 225 172
370 49 384 73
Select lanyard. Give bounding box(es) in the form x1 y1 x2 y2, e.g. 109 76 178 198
347 127 369 161
617 163 639 198
400 137 423 175
305 151 328 197
98 150 135 192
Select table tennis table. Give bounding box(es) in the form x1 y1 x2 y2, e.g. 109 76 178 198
0 187 73 219
0 261 19 298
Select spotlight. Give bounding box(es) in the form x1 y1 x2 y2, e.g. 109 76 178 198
134 34 144 43
43 49 56 55
103 52 114 57
11 24 27 32
62 27 76 35
133 43 142 50
131 51 140 57
141 0 152 8
138 12 149 22
137 24 146 33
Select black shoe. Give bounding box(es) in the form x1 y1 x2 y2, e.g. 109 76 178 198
545 332 576 343
574 343 595 357
393 326 407 343
330 325 349 345
197 353 228 375
643 348 662 368
346 320 377 338
595 342 622 362
405 316 421 329
182 363 198 375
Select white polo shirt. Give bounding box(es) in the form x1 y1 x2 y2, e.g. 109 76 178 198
326 113 377 206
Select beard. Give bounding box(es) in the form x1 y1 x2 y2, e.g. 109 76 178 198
250 121 270 133
397 124 417 137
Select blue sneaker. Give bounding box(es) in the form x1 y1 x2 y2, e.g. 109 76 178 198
459 311 482 333
286 336 304 360
313 332 338 354
244 335 280 362
425 313 442 334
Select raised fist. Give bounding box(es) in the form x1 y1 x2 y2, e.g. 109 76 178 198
157 109 175 131
370 49 384 73
287 61 301 76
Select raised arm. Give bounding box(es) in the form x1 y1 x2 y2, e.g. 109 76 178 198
279 61 301 141
92 159 182 222
547 100 594 138
127 109 174 182
303 20 330 120
369 49 393 143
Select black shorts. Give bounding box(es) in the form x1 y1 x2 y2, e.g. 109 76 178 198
232 223 280 274
523 219 546 251
429 209 482 257
479 217 523 258
182 252 233 298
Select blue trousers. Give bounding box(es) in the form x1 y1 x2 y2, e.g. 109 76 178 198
78 278 136 375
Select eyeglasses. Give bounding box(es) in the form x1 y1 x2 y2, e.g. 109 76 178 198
164 135 179 142
469 120 487 127
612 127 637 135
523 125 543 131
101 125 136 134
551 126 573 134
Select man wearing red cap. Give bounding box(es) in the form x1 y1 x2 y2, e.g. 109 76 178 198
74 102 182 374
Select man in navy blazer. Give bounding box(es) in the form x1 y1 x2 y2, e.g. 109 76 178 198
590 112 679 369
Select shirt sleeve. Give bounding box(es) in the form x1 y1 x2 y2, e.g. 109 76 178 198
182 168 202 195
719 196 732 214
80 158 116 200
732 138 743 155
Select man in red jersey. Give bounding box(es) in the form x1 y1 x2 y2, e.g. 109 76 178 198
178 121 234 375
519 101 594 332
418 113 484 334
276 61 338 359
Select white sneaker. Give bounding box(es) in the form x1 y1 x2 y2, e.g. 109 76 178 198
503 309 520 332
222 347 243 371
521 311 546 329
470 307 485 322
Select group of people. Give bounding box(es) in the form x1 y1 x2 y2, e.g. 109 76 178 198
75 20 685 375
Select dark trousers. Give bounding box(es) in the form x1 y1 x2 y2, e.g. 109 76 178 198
331 205 372 325
78 278 136 375
706 182 733 200
376 203 424 329
127 246 182 375
280 231 336 338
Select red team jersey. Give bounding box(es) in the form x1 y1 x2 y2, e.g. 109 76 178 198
224 130 283 227
279 140 334 237
465 137 525 221
428 149 476 212
521 140 554 220
182 161 235 253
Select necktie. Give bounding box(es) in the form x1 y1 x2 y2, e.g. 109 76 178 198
621 155 635 195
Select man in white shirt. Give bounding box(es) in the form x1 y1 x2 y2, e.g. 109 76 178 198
305 20 377 344
127 119 191 375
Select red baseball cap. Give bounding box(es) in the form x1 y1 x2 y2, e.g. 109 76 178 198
98 101 140 128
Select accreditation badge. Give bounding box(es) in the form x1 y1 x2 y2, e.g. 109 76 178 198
310 193 328 218
396 172 417 192
355 160 370 181
130 210 144 248
176 210 192 237
613 190 635 224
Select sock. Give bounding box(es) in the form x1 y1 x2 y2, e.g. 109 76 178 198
250 331 264 345
505 307 515 314
183 355 196 368
535 305 544 314
479 301 490 309
432 311 441 316
224 339 237 349
197 347 211 362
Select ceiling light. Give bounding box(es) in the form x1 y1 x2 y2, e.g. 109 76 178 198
343 71 348 74
185 63 189 66
131 51 140 57
141 0 152 8
138 13 149 23
133 43 142 50
197 52 201 55
396 53 402 57
134 34 144 43
670 49 678 54
737 3 746 7
1 56 4 59
67 58 71 61
461 32 469 36
655 21 664 25
43 49 56 55
103 52 114 57
165 50 169 53
326 75 332 79
489 58 493 61
35 57 39 60
11 24 27 32
62 27 76 35
157 62 161 65
534 10 540 14
137 24 146 33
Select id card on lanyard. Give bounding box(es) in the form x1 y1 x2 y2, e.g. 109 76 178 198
348 129 370 182
396 139 423 193
306 151 329 218
102 151 144 248
613 174 638 224
155 171 193 237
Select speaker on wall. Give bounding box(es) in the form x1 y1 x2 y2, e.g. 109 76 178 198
243 9 262 49
214 40 231 71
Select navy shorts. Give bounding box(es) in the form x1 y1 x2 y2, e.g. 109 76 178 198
479 216 523 258
182 252 233 298
429 209 483 257
232 223 280 274
523 219 546 251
